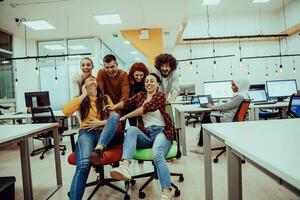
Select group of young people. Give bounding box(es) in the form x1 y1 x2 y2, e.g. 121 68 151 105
62 53 180 200
62 52 250 200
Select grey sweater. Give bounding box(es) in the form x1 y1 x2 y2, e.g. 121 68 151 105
211 95 245 122
152 68 180 102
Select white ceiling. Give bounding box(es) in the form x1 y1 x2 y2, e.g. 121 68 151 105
0 0 187 66
188 0 293 15
0 0 295 65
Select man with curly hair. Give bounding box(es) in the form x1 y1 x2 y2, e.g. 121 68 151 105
151 53 180 104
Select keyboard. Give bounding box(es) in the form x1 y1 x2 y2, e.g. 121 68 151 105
253 101 277 105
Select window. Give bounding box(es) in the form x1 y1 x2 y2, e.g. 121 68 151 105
0 30 14 99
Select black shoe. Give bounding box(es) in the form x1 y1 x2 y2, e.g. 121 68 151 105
138 160 144 164
89 149 105 165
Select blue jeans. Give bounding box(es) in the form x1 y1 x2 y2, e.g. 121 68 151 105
122 125 172 190
70 113 120 200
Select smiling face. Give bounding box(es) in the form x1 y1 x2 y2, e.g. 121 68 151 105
160 63 171 77
231 81 238 93
104 60 118 77
80 58 94 74
84 77 97 96
145 74 159 93
133 70 144 83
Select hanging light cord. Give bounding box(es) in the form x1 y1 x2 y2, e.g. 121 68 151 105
278 39 283 65
282 0 288 51
259 5 263 35
206 6 211 37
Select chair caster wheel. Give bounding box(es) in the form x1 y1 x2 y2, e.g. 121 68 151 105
124 194 130 200
139 191 146 199
179 175 184 182
40 155 44 159
174 189 181 197
30 153 34 156
130 179 136 185
213 158 218 163
61 151 65 156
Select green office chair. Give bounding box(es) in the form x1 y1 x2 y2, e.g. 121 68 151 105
126 104 184 199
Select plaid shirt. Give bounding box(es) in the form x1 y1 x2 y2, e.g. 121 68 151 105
123 91 174 141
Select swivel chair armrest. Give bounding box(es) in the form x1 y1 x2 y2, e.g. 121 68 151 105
63 132 77 152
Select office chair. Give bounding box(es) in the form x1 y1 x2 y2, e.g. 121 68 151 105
211 99 250 163
287 94 300 118
67 122 130 200
185 95 202 127
30 107 68 159
126 104 184 199
0 105 11 115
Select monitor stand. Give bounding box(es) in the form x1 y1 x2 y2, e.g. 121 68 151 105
181 95 188 101
277 97 285 102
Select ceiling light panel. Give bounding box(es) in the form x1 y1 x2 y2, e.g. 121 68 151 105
22 20 56 30
253 0 270 3
94 14 122 25
44 45 64 50
202 0 221 6
68 45 87 50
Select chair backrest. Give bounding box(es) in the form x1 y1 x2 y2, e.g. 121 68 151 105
287 94 300 118
31 107 68 134
232 99 250 122
31 107 56 123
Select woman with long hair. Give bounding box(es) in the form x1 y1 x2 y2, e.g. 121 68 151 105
107 73 175 200
62 77 120 200
127 62 149 126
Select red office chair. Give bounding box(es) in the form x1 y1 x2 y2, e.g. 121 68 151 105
67 123 130 200
212 99 250 163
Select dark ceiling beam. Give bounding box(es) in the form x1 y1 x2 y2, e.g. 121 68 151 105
5 53 91 61
178 54 235 62
241 53 300 60
183 34 288 42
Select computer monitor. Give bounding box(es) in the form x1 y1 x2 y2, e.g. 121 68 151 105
248 89 267 102
25 91 50 107
179 84 196 96
203 80 233 99
266 79 298 100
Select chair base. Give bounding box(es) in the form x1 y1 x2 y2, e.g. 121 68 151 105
30 137 66 159
212 147 245 164
85 166 130 200
128 168 184 199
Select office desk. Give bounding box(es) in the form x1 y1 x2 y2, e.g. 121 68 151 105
248 101 289 120
203 119 300 200
0 123 62 200
171 100 190 105
0 111 73 153
0 110 68 122
173 104 210 155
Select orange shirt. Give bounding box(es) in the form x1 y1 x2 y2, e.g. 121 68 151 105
96 68 130 104
62 96 113 129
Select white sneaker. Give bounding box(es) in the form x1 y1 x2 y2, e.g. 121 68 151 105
110 163 131 181
190 146 203 154
160 194 174 200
